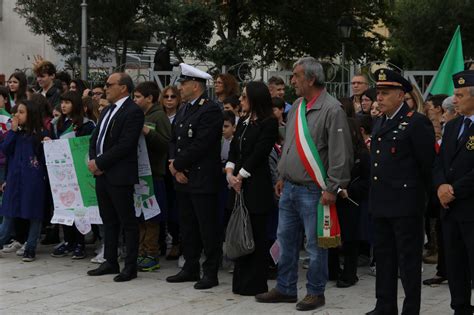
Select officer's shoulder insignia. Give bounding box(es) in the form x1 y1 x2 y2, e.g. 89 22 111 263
199 99 206 106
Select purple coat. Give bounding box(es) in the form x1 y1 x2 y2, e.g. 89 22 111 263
0 130 47 220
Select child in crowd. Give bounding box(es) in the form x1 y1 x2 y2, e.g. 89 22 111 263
134 81 171 271
271 97 286 126
223 95 241 123
0 100 50 261
220 110 236 270
49 91 95 259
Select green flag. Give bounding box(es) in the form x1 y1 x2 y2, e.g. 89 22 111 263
429 26 464 95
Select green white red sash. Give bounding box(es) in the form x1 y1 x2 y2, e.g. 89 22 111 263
294 98 341 248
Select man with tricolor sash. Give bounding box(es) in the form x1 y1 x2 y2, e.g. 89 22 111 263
366 69 435 315
256 57 353 311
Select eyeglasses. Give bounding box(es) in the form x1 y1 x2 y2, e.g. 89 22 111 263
105 82 119 88
164 95 177 99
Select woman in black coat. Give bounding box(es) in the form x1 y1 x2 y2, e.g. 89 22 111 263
225 81 279 296
336 117 371 287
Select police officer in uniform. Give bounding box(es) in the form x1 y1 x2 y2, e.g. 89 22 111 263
434 70 474 315
166 64 223 290
366 69 435 315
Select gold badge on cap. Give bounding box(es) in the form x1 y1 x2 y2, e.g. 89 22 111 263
466 136 474 150
378 70 387 81
458 77 466 85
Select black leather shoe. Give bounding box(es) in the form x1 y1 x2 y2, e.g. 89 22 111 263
336 277 358 288
114 271 137 282
194 276 218 290
422 276 447 286
166 270 200 283
87 262 120 276
366 308 397 315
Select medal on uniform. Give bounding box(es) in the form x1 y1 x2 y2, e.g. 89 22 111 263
466 136 474 150
188 128 193 138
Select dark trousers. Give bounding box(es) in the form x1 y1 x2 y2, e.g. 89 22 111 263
435 218 446 277
177 191 220 278
442 214 474 314
374 216 423 315
96 177 138 269
233 213 268 295
63 224 85 246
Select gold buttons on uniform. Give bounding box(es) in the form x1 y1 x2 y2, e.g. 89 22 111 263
376 150 380 154
403 184 407 188
374 163 378 167
177 136 181 140
177 148 181 152
373 176 378 181
378 137 382 141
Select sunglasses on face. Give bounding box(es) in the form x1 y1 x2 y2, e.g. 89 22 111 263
164 95 177 99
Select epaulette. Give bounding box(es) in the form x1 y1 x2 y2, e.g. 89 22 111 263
198 99 206 106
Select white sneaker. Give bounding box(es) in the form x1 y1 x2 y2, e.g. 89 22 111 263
3 240 22 253
90 244 105 264
16 243 26 256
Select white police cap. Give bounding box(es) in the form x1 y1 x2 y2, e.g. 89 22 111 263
177 63 212 83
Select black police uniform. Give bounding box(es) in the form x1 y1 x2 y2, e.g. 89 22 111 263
433 70 474 315
169 94 224 281
369 70 436 315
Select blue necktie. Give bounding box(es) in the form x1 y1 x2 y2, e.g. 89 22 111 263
95 104 116 156
458 118 472 140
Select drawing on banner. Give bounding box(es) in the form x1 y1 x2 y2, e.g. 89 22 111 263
44 135 161 234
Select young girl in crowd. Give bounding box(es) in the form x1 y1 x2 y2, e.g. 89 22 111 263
50 91 95 259
0 100 49 261
7 71 28 109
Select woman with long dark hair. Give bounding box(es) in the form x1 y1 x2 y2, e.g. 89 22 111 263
7 71 28 109
335 117 371 288
225 81 279 296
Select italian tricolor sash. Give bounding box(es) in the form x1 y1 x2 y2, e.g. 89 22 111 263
295 98 341 248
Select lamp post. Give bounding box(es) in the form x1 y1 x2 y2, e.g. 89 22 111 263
337 16 352 97
80 0 88 81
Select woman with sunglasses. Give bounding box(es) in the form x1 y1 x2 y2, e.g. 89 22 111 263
159 86 181 124
225 81 279 296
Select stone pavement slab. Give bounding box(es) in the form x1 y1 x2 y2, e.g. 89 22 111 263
0 244 457 314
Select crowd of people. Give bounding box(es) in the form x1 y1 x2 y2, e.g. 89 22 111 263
0 56 473 315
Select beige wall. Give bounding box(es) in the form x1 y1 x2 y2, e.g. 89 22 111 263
0 0 64 79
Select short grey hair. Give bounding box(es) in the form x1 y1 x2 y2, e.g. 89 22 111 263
293 57 325 87
442 95 455 113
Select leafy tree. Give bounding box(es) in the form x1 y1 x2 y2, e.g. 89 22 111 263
15 0 155 71
386 0 474 69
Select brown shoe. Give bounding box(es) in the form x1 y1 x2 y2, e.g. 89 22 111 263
423 253 438 264
296 294 325 311
255 288 297 303
166 245 181 261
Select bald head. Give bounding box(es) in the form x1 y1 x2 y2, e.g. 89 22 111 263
106 72 133 103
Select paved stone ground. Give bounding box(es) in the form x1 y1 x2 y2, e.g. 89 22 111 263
0 244 455 314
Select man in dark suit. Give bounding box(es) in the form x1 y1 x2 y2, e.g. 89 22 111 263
87 72 144 282
434 70 474 315
166 64 223 289
366 69 435 315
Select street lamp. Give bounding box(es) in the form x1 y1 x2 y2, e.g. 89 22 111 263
337 16 353 97
80 0 88 81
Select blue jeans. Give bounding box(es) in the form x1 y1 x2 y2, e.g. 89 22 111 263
0 217 42 252
276 181 328 296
